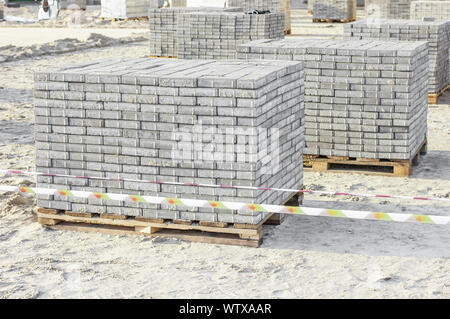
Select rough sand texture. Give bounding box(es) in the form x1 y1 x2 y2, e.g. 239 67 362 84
0 28 148 47
0 32 149 63
0 27 449 298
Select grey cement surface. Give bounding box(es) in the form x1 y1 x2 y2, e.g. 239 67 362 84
0 120 34 145
0 88 33 104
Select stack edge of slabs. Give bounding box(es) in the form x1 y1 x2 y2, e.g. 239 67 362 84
237 38 429 160
313 0 356 20
410 1 450 20
0 1 3 21
33 58 305 224
177 12 285 60
149 7 243 57
365 0 412 20
101 0 150 19
343 19 450 94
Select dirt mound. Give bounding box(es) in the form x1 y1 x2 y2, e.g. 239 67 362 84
0 192 34 216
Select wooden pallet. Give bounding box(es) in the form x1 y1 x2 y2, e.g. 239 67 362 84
307 11 313 15
428 83 450 105
303 140 427 177
60 8 87 11
284 29 292 35
148 55 177 59
313 18 356 23
37 190 303 248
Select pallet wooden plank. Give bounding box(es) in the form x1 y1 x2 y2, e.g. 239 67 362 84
37 208 60 215
304 140 426 177
135 225 162 234
35 180 298 247
38 217 62 226
233 213 273 230
44 223 261 248
135 217 164 224
65 211 93 218
199 221 228 228
264 213 285 226
37 212 259 236
356 158 381 162
173 219 193 225
100 213 127 220
428 83 450 105
148 56 177 59
313 18 356 23
239 233 261 240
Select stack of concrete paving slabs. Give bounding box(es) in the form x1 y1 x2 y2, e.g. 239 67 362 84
228 0 281 12
177 11 285 59
33 58 305 224
227 0 291 33
344 19 449 94
312 0 356 20
410 2 450 82
410 1 450 20
238 38 429 160
149 7 242 57
365 0 412 19
101 0 150 19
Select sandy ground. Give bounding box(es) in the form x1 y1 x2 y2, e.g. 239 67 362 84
0 12 449 299
0 28 148 47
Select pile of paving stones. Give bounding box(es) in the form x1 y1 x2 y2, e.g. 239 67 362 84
33 58 305 224
238 38 429 160
149 7 242 57
177 11 285 59
312 0 356 20
344 19 450 94
365 0 412 19
228 0 281 12
410 1 450 21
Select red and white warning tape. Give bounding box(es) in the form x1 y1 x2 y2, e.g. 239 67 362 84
1 169 449 202
0 184 449 225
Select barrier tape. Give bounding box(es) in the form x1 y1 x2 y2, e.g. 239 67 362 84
0 184 449 225
1 169 449 203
